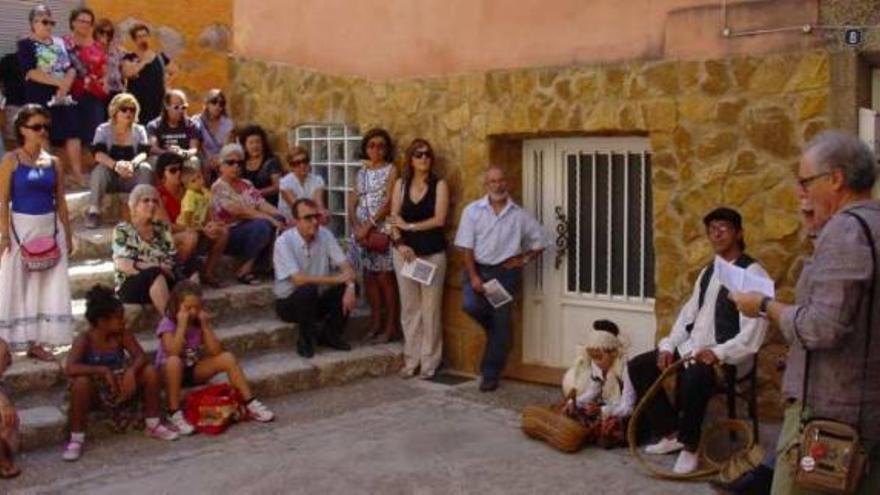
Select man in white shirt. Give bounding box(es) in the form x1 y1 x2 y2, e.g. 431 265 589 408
454 166 547 392
274 198 357 358
627 207 769 474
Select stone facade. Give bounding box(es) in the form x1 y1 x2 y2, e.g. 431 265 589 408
85 0 233 112
229 49 840 417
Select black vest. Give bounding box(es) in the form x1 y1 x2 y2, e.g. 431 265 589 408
684 254 755 345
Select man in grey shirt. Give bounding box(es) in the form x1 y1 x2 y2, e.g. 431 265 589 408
274 198 357 358
734 130 880 494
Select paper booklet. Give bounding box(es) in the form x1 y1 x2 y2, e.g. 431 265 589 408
483 278 513 308
713 256 775 298
400 258 438 286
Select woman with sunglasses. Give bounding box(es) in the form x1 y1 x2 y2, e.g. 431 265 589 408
86 93 153 229
147 89 199 161
348 128 400 343
63 7 108 152
278 145 326 222
93 19 126 100
195 89 234 185
16 4 86 188
111 184 178 315
238 124 282 207
212 143 284 285
387 139 449 379
0 104 73 362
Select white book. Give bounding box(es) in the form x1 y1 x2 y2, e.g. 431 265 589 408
713 256 775 298
483 278 513 308
400 258 438 286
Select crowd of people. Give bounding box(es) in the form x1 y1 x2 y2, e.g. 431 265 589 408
0 5 878 494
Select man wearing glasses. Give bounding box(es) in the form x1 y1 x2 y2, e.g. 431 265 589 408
274 198 357 358
627 207 769 475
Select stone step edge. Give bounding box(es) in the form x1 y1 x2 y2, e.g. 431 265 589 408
17 342 404 452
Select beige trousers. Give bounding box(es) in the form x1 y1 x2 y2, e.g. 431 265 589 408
392 250 447 376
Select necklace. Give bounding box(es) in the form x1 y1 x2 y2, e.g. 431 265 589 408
19 146 41 165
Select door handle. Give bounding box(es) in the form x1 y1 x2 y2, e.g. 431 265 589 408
554 206 568 270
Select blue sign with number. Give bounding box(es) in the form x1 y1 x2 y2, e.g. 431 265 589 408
845 29 863 46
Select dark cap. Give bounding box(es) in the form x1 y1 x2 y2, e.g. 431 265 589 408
703 207 743 230
592 319 620 336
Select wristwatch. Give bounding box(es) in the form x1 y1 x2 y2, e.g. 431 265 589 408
759 296 772 316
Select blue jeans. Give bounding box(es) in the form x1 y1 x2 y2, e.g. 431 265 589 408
226 219 275 262
461 264 520 381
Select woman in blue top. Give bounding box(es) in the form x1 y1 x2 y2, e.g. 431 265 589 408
0 104 73 361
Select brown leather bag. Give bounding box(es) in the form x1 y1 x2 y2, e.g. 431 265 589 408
358 227 390 253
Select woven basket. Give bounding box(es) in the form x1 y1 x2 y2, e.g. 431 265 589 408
521 405 590 453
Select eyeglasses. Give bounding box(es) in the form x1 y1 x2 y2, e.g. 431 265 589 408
707 223 733 234
289 158 308 166
74 18 93 25
223 159 244 167
22 123 51 132
36 19 57 27
367 141 387 150
140 197 160 205
166 166 182 174
797 172 831 191
208 99 226 107
168 104 188 111
118 106 136 114
300 213 321 223
413 150 432 159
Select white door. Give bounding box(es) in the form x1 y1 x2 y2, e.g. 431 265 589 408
522 138 656 368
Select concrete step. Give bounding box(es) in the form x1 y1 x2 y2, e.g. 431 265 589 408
71 225 113 262
65 190 124 225
17 342 403 452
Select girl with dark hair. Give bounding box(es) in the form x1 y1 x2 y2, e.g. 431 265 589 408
349 128 400 343
0 104 72 361
238 124 282 206
196 88 234 184
157 281 274 435
63 285 178 462
388 138 449 378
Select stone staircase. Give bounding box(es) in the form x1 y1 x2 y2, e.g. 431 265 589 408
11 190 403 452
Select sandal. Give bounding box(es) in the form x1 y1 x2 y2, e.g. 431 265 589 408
26 345 55 362
0 440 19 479
236 273 260 286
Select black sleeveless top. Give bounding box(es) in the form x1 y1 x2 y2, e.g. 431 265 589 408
400 179 446 256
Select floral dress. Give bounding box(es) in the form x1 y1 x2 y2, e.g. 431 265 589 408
352 163 394 272
111 221 177 288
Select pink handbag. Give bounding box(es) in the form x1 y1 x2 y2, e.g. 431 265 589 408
12 213 61 272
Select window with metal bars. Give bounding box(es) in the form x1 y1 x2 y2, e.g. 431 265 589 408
289 124 362 238
565 151 654 300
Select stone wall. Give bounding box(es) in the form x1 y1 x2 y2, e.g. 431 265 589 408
229 49 836 417
85 0 232 112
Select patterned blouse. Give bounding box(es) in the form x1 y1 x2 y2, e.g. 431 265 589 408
211 178 268 226
111 221 177 286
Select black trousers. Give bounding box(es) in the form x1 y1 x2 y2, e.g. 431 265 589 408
275 284 348 343
628 349 716 450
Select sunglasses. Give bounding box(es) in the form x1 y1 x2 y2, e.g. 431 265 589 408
96 29 113 36
289 158 308 166
119 106 136 114
208 99 226 106
300 213 321 222
166 166 182 174
223 159 244 167
168 104 188 111
36 19 57 27
413 150 432 159
22 123 51 132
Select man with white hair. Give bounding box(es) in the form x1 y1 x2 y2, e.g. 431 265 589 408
453 166 547 392
734 130 880 494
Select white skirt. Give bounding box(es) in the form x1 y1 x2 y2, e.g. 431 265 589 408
0 211 73 347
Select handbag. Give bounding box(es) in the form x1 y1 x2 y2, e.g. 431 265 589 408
11 211 60 272
356 167 391 253
183 384 245 435
793 210 876 494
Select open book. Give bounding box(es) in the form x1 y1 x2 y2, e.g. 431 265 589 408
483 278 513 308
400 258 438 286
713 256 775 297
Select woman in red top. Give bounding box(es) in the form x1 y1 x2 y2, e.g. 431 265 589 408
64 7 108 169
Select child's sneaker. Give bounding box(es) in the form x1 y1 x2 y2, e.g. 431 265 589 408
245 399 275 422
169 410 195 435
61 440 83 462
145 422 180 441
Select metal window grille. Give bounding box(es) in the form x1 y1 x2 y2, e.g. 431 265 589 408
290 124 362 238
565 150 654 300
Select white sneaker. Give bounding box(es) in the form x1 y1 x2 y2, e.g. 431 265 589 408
644 436 685 455
145 422 180 441
62 440 83 462
245 399 275 423
169 410 195 435
673 449 699 474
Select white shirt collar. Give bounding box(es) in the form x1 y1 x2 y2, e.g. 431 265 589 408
477 195 518 216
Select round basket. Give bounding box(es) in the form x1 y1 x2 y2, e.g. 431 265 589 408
521 405 590 453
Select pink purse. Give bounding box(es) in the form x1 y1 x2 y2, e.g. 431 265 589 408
12 213 61 272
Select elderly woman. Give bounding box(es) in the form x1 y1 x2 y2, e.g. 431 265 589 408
238 124 282 207
17 4 85 187
211 143 284 285
195 88 234 184
147 89 199 159
86 92 153 229
348 128 400 343
155 152 228 286
278 145 326 222
63 7 108 149
0 104 73 361
388 138 449 378
112 184 177 314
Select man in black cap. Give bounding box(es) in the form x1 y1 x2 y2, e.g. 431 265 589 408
626 207 769 474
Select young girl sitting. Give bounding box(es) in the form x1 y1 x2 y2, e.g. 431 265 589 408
178 167 212 230
563 319 635 448
64 285 179 462
158 281 274 435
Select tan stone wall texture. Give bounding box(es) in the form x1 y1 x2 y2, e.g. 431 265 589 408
820 0 880 51
229 49 834 417
85 0 232 113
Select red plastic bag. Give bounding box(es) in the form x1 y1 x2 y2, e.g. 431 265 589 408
183 384 244 435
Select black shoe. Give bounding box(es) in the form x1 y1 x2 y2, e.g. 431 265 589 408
709 465 773 495
321 336 351 351
296 337 314 358
479 378 499 392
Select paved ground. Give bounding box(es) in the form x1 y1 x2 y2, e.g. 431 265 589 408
5 377 733 494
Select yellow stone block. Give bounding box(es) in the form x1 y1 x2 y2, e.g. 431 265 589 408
786 52 831 91
677 96 715 123
748 55 797 94
797 93 829 121
584 101 619 130
700 59 730 95
640 99 677 131
642 60 680 96
763 212 802 241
